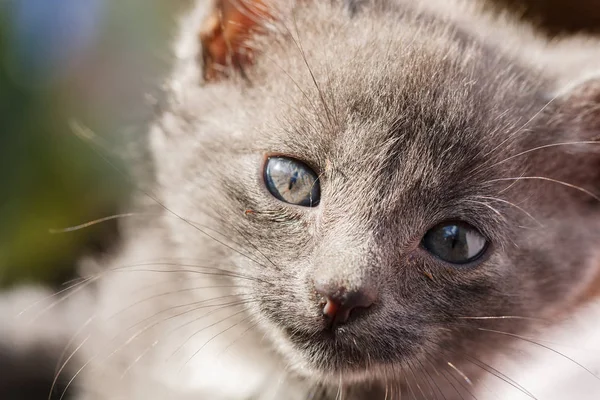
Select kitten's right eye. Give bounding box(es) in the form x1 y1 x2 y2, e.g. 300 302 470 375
264 156 320 207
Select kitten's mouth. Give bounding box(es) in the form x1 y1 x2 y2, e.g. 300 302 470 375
284 327 371 375
281 323 418 379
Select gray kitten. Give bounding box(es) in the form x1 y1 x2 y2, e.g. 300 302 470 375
8 0 600 399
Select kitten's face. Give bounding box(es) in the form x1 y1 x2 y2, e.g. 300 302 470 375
158 1 600 386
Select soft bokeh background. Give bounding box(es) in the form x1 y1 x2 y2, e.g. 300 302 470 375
0 0 189 288
499 0 600 34
0 0 598 289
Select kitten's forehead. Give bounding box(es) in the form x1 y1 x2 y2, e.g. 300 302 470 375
249 3 548 168
232 3 553 241
254 36 542 190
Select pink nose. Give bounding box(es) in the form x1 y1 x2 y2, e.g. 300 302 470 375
315 283 376 327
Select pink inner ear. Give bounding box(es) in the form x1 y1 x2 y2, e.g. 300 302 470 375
199 0 272 82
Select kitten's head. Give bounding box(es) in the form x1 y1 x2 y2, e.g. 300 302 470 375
154 0 600 386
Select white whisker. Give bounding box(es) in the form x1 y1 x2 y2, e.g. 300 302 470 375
486 176 600 202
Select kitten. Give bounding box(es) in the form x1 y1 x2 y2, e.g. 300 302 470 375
8 0 600 399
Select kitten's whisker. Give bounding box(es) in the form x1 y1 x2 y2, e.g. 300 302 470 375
58 344 99 400
383 364 395 400
215 213 283 271
428 338 536 399
416 358 443 400
129 275 233 296
110 263 266 284
407 359 438 399
447 319 596 351
406 360 428 399
54 316 95 376
476 327 600 382
422 355 449 400
17 276 97 319
170 306 255 362
447 362 473 386
264 16 333 133
290 10 337 129
457 352 536 399
486 141 600 170
454 356 503 400
486 176 600 202
114 258 261 278
51 334 91 400
473 196 543 227
401 364 417 400
281 100 322 133
122 294 251 334
215 319 261 358
60 276 92 287
111 266 249 280
118 285 250 317
174 210 288 270
119 298 254 347
478 93 559 162
49 208 274 271
119 340 158 379
112 286 251 321
497 171 525 194
119 304 257 378
27 276 100 323
457 315 547 322
441 361 477 400
173 214 279 271
48 213 139 233
165 299 257 339
104 300 254 372
463 200 506 220
428 356 466 400
262 53 328 131
180 313 252 371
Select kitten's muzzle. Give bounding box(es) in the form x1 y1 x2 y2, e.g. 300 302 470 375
315 282 376 329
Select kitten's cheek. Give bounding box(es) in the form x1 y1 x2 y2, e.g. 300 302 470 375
306 219 318 236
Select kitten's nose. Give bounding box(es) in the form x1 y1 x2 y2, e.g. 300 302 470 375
315 283 376 327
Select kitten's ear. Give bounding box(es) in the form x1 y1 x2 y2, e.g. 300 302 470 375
555 77 600 145
200 0 272 82
553 76 600 193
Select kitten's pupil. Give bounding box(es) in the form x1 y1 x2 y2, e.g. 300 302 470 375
289 171 298 190
446 226 459 249
264 156 320 207
422 222 488 265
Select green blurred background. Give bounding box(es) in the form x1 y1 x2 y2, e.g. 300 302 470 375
0 0 597 289
0 0 189 288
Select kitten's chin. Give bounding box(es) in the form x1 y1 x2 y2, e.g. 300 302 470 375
286 352 390 387
269 326 399 386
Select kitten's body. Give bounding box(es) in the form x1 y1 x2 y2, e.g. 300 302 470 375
5 0 600 399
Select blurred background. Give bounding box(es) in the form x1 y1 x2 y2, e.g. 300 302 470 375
0 0 598 289
0 0 190 289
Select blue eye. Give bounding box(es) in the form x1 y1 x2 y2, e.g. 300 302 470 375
422 222 488 265
264 157 320 207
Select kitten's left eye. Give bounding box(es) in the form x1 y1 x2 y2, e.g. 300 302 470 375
422 222 488 265
264 156 320 207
